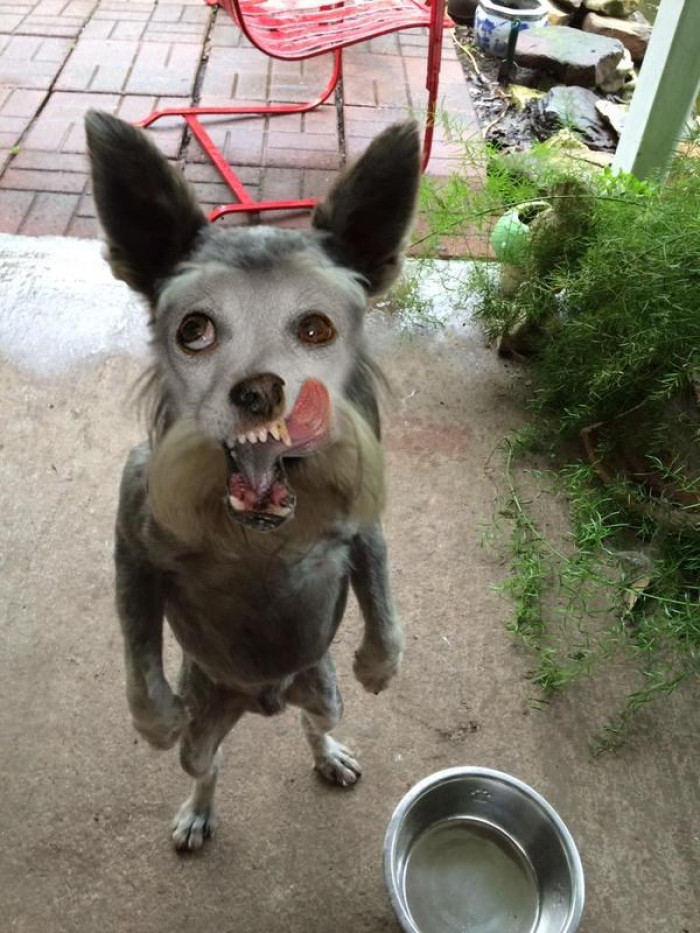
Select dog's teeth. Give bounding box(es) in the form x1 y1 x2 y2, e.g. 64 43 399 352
229 495 245 512
279 422 292 447
258 428 268 443
237 434 248 445
269 422 281 441
266 502 292 518
247 431 258 444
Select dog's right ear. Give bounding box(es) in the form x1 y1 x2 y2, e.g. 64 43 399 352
85 110 207 301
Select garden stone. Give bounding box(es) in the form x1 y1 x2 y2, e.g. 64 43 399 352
500 135 612 188
596 99 629 136
583 0 639 16
509 83 546 110
532 84 617 149
544 0 573 26
515 26 625 90
583 11 651 62
598 45 633 93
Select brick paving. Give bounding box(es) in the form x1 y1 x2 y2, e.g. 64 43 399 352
0 0 482 247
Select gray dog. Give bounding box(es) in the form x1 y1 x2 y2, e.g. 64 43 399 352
85 111 419 850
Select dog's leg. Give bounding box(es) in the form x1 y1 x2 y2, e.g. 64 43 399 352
172 661 245 851
115 533 188 750
350 523 405 694
287 656 361 787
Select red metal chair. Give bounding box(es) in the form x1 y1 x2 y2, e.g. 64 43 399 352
137 0 451 221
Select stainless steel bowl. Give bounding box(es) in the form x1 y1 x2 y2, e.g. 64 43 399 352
384 767 584 933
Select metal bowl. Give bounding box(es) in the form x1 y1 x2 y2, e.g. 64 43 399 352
384 767 584 933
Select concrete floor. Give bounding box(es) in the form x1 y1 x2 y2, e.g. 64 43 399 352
1 236 699 933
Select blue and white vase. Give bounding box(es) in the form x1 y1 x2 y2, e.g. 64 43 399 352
474 0 548 60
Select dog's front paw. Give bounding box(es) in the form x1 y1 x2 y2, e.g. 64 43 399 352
129 683 188 750
353 633 404 695
315 737 362 787
172 798 216 851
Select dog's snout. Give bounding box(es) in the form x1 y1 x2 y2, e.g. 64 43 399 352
229 373 285 419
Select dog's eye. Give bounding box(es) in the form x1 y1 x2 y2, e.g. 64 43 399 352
297 313 336 347
177 313 216 352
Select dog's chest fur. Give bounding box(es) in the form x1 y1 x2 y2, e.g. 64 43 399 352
163 533 353 688
124 406 385 690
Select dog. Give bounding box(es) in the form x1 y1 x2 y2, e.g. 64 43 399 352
84 110 419 851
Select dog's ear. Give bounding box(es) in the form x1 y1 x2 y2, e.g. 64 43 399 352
312 121 420 295
85 110 207 300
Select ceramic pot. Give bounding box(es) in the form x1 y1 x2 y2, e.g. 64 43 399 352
475 0 548 59
490 200 552 266
490 200 553 298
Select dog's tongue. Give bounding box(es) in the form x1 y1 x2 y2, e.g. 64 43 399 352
285 378 331 453
233 379 331 500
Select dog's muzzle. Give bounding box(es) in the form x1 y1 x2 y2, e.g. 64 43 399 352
223 378 331 532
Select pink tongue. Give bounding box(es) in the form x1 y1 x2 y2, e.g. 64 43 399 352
285 378 331 451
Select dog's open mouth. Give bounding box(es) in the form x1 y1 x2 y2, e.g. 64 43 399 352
224 379 331 531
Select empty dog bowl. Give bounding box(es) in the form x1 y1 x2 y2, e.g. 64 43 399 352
384 767 584 933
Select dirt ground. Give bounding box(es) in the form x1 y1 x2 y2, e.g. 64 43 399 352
1 237 698 933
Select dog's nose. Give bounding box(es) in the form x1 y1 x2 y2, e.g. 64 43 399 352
229 373 285 419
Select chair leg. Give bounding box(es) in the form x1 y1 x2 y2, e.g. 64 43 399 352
422 0 447 172
136 50 343 221
136 50 342 129
422 76 439 173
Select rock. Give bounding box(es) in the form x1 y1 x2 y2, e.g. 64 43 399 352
599 46 633 93
544 0 573 25
447 0 479 26
543 127 593 151
508 83 546 111
532 85 618 150
582 11 651 62
596 99 629 136
583 0 639 16
542 127 615 165
618 66 637 100
515 26 625 90
498 134 612 189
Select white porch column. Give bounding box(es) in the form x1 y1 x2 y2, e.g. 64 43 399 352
612 0 700 180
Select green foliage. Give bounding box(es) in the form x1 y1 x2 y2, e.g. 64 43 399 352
421 139 700 749
423 142 700 435
500 447 700 751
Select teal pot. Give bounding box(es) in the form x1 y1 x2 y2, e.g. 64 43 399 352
490 200 552 266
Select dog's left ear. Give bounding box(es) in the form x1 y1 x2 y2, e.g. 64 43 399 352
312 121 420 295
85 110 207 301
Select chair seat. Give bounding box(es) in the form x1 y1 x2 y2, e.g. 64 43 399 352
221 0 435 60
138 0 450 218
